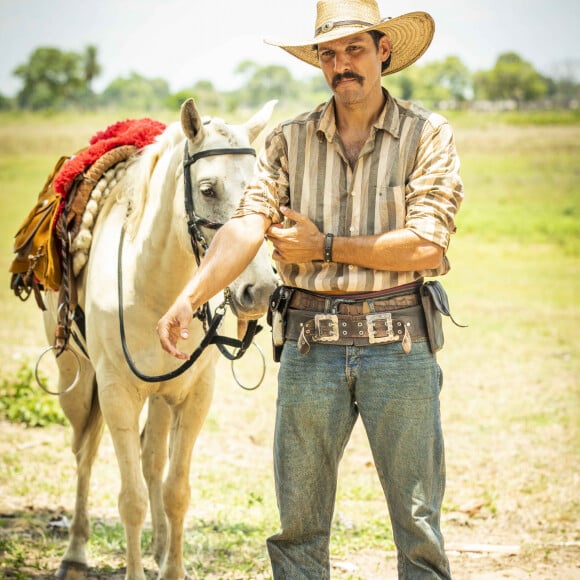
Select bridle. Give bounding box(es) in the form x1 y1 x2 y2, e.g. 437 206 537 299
118 140 263 385
183 143 255 263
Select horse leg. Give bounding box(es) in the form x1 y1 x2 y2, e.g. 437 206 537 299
159 375 214 579
141 395 171 566
56 361 103 580
99 383 148 580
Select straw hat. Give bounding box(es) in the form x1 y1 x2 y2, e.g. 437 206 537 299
265 0 435 76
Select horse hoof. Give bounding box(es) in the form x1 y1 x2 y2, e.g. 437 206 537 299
55 560 88 580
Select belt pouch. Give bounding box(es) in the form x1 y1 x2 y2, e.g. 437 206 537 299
267 286 294 362
420 282 445 353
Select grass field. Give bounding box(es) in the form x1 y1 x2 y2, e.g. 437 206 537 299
0 108 578 579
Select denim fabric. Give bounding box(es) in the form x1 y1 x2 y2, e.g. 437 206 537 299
267 339 451 580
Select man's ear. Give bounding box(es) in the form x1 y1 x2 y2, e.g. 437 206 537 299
379 35 391 61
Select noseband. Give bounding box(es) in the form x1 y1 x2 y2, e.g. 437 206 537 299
119 141 263 385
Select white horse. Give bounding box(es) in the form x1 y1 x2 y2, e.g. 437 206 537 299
41 99 278 579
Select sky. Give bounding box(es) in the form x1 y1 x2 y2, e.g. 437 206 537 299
0 0 578 97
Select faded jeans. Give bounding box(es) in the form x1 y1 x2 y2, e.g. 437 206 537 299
267 339 451 580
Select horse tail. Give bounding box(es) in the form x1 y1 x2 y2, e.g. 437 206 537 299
73 376 104 475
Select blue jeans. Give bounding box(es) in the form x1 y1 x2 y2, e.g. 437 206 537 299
267 339 451 579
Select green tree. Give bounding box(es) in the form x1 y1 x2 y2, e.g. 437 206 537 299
234 61 298 107
13 46 93 110
101 72 170 110
386 56 471 106
0 92 14 111
83 44 101 89
473 52 548 103
545 60 580 102
432 56 472 101
386 70 415 100
168 81 226 114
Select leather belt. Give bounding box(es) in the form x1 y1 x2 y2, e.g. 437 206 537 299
288 281 422 315
285 304 427 353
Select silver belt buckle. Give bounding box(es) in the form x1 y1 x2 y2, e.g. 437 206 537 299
314 313 339 342
366 312 395 344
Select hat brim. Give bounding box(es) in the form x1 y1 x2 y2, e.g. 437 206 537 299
265 11 434 76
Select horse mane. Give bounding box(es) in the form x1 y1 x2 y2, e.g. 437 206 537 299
71 123 184 274
124 121 184 237
204 116 243 147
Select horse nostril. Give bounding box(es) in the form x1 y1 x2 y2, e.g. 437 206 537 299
233 278 277 315
241 284 256 308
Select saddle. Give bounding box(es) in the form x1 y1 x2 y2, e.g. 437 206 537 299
9 117 166 312
9 144 138 310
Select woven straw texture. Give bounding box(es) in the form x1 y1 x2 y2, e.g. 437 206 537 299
265 0 434 76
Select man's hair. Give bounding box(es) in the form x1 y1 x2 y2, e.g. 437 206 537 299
368 30 391 72
313 30 392 72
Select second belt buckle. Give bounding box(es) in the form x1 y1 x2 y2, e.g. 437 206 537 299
366 312 395 344
314 313 339 342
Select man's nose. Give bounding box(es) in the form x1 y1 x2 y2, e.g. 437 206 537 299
333 51 351 72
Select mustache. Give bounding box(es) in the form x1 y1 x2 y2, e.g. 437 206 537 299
332 71 364 89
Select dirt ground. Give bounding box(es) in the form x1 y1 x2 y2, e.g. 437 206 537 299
0 408 578 580
2 492 578 580
1 288 578 579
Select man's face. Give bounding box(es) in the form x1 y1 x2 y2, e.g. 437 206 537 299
317 32 390 105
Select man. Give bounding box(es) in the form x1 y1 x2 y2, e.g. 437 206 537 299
158 0 463 577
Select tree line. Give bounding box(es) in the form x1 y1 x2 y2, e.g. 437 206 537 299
1 45 578 113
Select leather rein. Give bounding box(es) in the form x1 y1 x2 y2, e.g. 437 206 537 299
118 141 261 383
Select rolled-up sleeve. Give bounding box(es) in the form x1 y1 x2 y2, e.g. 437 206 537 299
405 118 464 250
232 127 290 225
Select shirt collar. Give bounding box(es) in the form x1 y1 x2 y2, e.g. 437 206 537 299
317 88 401 143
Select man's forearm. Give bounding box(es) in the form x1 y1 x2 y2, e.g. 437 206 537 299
181 214 270 310
331 228 443 272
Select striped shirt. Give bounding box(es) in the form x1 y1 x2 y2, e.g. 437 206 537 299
233 89 464 292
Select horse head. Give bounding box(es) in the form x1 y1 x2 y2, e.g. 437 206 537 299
180 98 279 320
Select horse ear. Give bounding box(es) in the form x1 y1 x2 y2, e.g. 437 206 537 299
245 99 277 144
181 98 205 144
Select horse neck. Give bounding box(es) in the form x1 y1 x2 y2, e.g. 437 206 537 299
129 144 195 290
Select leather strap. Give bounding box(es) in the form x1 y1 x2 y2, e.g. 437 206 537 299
285 304 427 347
323 233 334 262
289 281 422 315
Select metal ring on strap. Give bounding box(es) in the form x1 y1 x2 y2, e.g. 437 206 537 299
34 345 81 396
230 341 266 391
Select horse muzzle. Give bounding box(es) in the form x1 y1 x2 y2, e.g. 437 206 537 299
229 277 277 320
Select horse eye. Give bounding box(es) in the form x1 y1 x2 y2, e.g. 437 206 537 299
199 183 216 198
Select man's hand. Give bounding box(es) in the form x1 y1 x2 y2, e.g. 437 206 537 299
156 213 273 359
267 206 324 263
157 295 194 360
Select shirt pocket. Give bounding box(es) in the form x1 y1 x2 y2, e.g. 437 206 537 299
378 184 406 232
